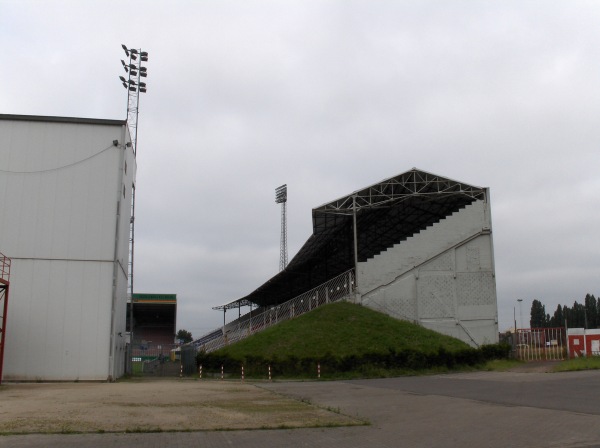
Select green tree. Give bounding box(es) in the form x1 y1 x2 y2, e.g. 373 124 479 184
584 294 597 329
569 301 585 328
530 299 547 328
176 329 193 344
550 304 564 327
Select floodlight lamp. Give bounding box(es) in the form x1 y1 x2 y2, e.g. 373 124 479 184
130 49 138 54
139 82 146 88
130 70 138 76
140 87 147 93
129 86 136 91
140 51 148 57
275 184 287 203
131 54 137 61
121 59 127 67
139 66 147 72
121 44 129 56
128 79 136 85
140 72 147 78
119 76 126 83
141 55 148 61
122 82 128 88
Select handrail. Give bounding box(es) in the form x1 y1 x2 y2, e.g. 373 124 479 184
195 269 356 353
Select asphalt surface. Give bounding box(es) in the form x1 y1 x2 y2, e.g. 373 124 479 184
4 370 600 447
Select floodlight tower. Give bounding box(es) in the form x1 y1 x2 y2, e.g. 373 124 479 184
119 44 148 156
0 252 11 386
275 184 288 271
118 44 148 350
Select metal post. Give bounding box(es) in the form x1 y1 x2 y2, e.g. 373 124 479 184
0 284 8 386
352 194 358 285
248 304 252 335
517 299 523 344
513 306 517 353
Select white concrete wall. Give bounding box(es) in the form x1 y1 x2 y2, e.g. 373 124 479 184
0 117 134 380
3 259 113 381
359 199 499 347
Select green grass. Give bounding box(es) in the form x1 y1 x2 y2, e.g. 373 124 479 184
553 356 600 372
482 359 524 371
215 301 470 360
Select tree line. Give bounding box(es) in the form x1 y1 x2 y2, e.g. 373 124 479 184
529 294 599 329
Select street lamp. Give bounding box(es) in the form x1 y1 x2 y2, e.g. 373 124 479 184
517 299 524 345
517 299 523 330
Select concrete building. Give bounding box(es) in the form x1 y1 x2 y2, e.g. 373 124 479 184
0 114 135 381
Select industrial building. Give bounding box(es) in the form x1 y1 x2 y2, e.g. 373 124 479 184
201 168 498 350
0 114 135 381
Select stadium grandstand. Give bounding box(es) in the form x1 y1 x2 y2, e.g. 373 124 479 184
194 168 498 352
127 293 185 375
129 293 176 350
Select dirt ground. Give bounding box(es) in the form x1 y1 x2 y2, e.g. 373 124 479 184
506 360 561 373
0 379 362 434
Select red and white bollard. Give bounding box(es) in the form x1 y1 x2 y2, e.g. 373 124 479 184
199 364 202 379
268 365 272 382
241 365 245 382
317 363 321 379
180 363 183 378
221 365 224 381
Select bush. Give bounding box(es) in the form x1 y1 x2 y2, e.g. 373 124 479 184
480 343 512 360
195 342 512 378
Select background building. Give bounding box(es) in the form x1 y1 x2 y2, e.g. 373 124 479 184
0 114 135 381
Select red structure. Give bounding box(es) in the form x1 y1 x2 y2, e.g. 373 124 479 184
0 252 11 385
567 329 600 358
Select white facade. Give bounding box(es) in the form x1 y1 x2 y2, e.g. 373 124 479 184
359 197 498 347
0 115 136 380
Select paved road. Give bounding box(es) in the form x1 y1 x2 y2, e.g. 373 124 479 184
4 370 600 447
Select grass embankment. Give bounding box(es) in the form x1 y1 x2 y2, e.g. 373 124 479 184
198 302 510 379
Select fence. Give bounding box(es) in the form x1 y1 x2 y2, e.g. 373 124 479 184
515 327 566 361
129 343 196 377
196 269 356 353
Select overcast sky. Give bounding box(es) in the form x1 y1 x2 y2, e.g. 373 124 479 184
2 1 599 337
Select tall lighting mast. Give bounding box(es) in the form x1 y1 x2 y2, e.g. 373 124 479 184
119 44 148 352
275 184 288 271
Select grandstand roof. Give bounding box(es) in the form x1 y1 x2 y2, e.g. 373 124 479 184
228 168 487 309
133 293 177 304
